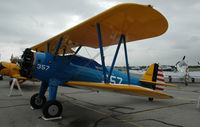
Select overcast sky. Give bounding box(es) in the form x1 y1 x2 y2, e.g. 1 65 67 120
0 0 200 66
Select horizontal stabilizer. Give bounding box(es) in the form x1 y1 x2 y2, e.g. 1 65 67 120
67 81 173 99
140 80 177 87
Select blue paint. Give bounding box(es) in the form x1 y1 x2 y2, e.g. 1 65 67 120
32 53 142 87
122 35 130 84
24 33 153 101
63 49 66 56
108 35 123 83
54 37 63 56
49 79 60 100
24 49 157 101
96 23 107 83
47 43 49 53
39 81 48 97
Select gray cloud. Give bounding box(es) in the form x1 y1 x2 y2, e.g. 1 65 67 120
0 0 199 66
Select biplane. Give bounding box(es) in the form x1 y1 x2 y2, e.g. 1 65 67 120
0 61 26 86
19 3 177 119
0 56 38 87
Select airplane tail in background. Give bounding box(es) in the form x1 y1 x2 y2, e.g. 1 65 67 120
140 63 177 89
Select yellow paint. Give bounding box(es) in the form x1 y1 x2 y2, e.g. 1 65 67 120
0 62 21 78
140 63 177 87
140 80 177 87
31 3 168 54
67 81 173 99
0 61 38 85
141 64 155 81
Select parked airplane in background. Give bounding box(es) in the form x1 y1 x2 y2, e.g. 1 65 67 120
0 55 38 87
19 3 176 119
131 56 200 85
164 56 189 85
0 61 26 86
164 56 200 85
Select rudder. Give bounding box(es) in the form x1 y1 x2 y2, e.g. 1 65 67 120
141 63 159 82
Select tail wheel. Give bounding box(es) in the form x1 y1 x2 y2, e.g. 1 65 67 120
148 97 154 101
30 93 46 109
42 100 63 118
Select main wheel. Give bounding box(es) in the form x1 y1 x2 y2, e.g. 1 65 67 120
42 100 63 118
30 93 46 109
148 97 154 101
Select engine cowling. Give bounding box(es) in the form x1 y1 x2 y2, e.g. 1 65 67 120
20 48 35 78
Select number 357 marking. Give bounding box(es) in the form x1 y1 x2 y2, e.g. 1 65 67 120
37 64 50 71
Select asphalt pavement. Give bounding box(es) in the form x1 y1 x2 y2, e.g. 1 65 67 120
0 76 200 127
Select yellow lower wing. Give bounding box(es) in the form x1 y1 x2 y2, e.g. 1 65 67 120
12 74 27 80
67 81 173 99
140 80 178 87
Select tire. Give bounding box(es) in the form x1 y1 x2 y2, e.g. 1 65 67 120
42 100 63 118
148 97 154 101
30 93 46 109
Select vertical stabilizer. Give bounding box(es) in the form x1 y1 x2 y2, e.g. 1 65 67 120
141 63 165 82
140 63 177 88
142 63 158 81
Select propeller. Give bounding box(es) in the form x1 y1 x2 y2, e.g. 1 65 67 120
10 54 19 64
182 56 185 60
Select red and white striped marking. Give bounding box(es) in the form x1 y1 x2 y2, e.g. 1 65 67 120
155 66 165 91
157 67 165 83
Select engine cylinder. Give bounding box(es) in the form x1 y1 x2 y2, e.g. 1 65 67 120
20 48 35 78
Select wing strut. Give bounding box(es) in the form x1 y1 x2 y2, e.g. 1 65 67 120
54 37 63 56
122 35 130 84
96 24 131 84
47 43 50 53
96 23 107 83
74 46 82 55
107 35 123 82
107 34 130 84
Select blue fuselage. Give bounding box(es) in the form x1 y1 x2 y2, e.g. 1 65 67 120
31 52 142 87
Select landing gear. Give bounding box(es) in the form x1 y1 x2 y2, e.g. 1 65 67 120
148 97 154 101
31 80 62 119
42 100 62 118
30 93 46 109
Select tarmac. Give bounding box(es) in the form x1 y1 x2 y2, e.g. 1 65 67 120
0 76 200 127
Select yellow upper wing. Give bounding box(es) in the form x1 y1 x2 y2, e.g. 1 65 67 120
67 81 173 99
31 3 168 54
